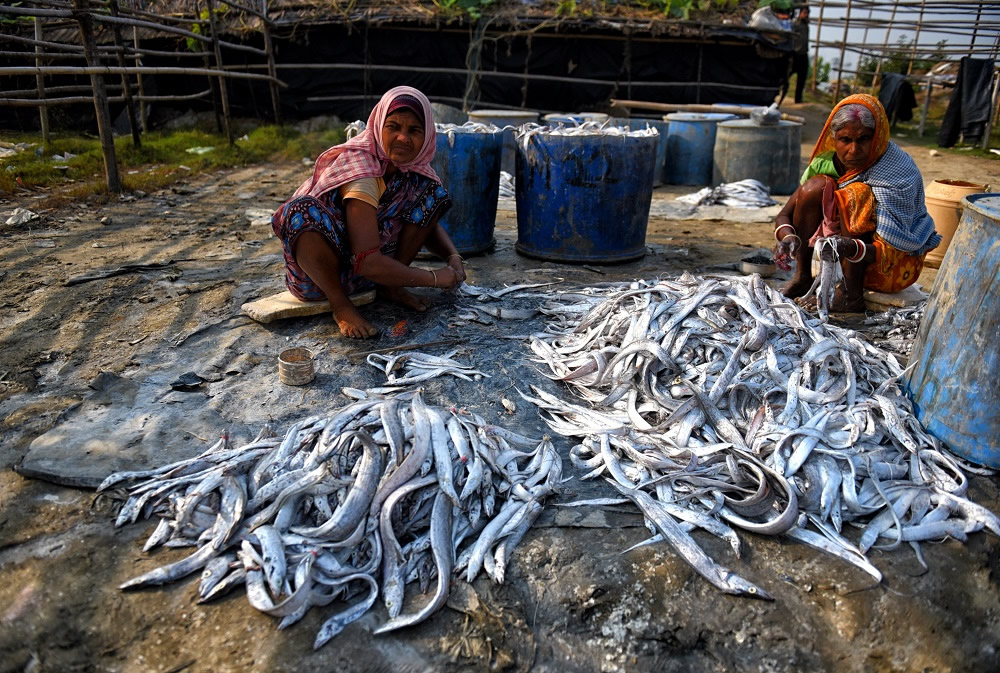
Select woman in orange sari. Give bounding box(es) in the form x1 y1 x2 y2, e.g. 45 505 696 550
772 94 940 312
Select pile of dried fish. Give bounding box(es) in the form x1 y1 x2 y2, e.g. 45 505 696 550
449 281 561 326
523 272 997 598
366 349 489 385
675 179 778 209
101 392 560 648
863 303 926 357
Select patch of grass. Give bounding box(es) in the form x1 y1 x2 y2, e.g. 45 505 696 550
0 124 346 200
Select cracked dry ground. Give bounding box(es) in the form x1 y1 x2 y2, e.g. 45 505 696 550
1 157 999 673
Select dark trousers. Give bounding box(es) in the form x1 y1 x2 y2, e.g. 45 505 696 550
782 53 809 103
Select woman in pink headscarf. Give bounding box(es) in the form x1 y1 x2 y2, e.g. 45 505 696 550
272 86 466 338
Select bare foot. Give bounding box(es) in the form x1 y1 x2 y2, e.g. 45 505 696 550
378 286 430 312
781 277 814 299
330 301 379 339
829 284 866 313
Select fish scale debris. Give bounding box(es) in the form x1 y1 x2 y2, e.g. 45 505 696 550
103 392 559 648
522 272 997 594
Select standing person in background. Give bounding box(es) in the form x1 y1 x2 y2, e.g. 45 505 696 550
791 6 810 104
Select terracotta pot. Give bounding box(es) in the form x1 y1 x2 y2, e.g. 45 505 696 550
924 179 990 269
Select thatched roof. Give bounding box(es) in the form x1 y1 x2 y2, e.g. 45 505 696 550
9 1 792 54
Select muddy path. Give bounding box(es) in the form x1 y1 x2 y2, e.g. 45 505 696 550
2 106 999 673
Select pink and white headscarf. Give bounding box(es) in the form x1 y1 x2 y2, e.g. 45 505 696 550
289 86 440 201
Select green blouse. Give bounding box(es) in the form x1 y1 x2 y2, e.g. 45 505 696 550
800 150 839 184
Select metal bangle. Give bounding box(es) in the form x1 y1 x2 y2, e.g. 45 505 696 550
774 223 795 241
846 239 867 263
430 269 438 288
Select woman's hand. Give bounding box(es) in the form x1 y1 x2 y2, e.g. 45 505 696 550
773 233 801 272
434 265 461 290
447 254 467 284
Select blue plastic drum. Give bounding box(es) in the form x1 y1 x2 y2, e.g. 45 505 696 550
905 193 1000 467
467 109 539 175
613 117 670 186
664 112 737 186
514 130 657 263
431 127 503 256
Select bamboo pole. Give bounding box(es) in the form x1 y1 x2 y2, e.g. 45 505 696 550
982 70 999 150
811 0 826 92
0 5 265 56
0 65 284 83
833 0 852 102
73 0 120 193
0 32 209 59
206 0 232 144
853 2 874 90
216 0 267 22
918 81 932 137
0 50 88 60
109 0 140 147
132 13 147 133
34 15 50 146
261 1 281 124
970 2 983 52
1 90 213 106
907 0 927 76
609 100 806 123
5 84 123 97
869 1 899 95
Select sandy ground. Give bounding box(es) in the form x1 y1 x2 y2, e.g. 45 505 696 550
1 103 999 673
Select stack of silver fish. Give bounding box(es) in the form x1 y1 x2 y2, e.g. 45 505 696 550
524 272 997 598
863 303 927 357
101 392 560 648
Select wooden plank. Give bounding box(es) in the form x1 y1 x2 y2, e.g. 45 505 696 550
609 100 806 124
241 290 377 324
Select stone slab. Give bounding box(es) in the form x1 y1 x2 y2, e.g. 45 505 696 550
17 372 231 489
241 289 376 324
864 283 927 310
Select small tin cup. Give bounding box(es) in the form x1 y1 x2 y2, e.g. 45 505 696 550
278 347 315 386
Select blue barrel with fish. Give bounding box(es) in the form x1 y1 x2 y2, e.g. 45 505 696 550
664 112 737 186
613 117 670 186
712 119 802 195
467 109 539 175
514 129 657 263
905 193 1000 467
431 126 503 256
543 112 610 126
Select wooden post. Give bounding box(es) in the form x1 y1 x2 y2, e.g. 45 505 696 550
833 0 852 102
810 0 825 93
970 2 983 53
73 0 120 192
907 0 926 76
132 22 147 133
869 2 899 95
261 1 281 125
109 0 140 147
206 0 233 144
34 16 49 145
695 38 703 105
981 71 999 150
853 3 874 90
918 80 932 137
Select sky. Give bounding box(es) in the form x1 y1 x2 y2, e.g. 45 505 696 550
804 1 1000 77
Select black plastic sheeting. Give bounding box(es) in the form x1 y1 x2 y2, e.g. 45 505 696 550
937 57 995 147
1 24 791 131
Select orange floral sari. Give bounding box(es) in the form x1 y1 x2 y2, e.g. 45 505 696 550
813 95 926 294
